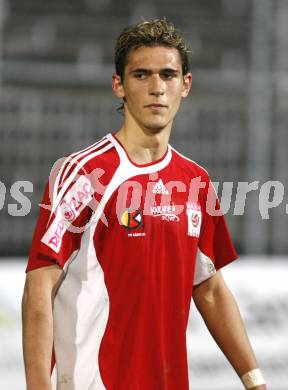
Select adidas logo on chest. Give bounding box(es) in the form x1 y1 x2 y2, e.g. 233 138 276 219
152 179 169 195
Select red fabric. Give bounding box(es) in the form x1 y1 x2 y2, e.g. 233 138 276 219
26 137 237 389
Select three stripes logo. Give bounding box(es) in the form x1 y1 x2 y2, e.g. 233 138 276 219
152 179 169 195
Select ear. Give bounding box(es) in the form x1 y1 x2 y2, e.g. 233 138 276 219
181 72 192 98
112 73 125 99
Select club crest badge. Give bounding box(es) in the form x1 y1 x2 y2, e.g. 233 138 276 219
186 202 202 237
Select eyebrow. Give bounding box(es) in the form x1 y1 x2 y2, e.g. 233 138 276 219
130 68 180 74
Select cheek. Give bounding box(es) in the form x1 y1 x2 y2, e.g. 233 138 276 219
125 90 145 115
169 88 183 108
168 81 183 97
125 85 144 103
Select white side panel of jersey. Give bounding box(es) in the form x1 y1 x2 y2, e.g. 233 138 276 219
51 367 57 388
51 138 173 390
52 224 109 390
193 248 216 286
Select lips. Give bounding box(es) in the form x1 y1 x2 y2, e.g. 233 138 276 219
145 104 167 108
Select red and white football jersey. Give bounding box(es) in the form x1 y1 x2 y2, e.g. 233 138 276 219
26 133 237 390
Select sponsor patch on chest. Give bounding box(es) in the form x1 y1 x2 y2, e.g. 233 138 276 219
186 202 202 237
150 203 179 222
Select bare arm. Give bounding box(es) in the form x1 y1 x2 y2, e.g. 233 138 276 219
22 265 64 390
193 270 267 390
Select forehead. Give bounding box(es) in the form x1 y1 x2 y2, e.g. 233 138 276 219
125 45 182 71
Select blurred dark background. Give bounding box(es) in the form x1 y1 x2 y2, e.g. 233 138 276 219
0 0 287 256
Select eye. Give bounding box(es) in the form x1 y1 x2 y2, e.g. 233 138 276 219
134 73 147 80
161 72 176 80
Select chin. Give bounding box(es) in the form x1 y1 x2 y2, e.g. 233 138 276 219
143 121 168 133
144 127 166 135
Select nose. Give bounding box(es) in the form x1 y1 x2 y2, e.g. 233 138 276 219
148 74 165 96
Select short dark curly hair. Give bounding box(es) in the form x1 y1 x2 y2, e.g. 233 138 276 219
114 18 191 113
115 17 191 81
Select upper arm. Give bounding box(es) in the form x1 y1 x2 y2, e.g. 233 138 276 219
193 270 226 308
22 265 64 306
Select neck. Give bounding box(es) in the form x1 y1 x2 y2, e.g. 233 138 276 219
114 118 172 166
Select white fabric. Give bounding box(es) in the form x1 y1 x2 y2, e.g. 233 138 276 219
193 248 216 286
52 226 109 390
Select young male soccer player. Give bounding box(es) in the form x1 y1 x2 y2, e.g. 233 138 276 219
22 18 267 390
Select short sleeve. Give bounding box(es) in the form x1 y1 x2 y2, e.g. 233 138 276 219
193 178 238 286
26 165 93 273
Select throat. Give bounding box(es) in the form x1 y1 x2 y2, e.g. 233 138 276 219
128 147 166 165
113 129 169 165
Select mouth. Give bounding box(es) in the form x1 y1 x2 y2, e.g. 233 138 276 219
145 104 168 109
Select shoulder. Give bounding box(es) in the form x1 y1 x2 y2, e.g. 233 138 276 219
62 134 115 174
170 145 210 182
45 134 117 207
51 134 117 186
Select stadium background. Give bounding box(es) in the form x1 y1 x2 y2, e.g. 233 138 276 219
0 0 287 389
